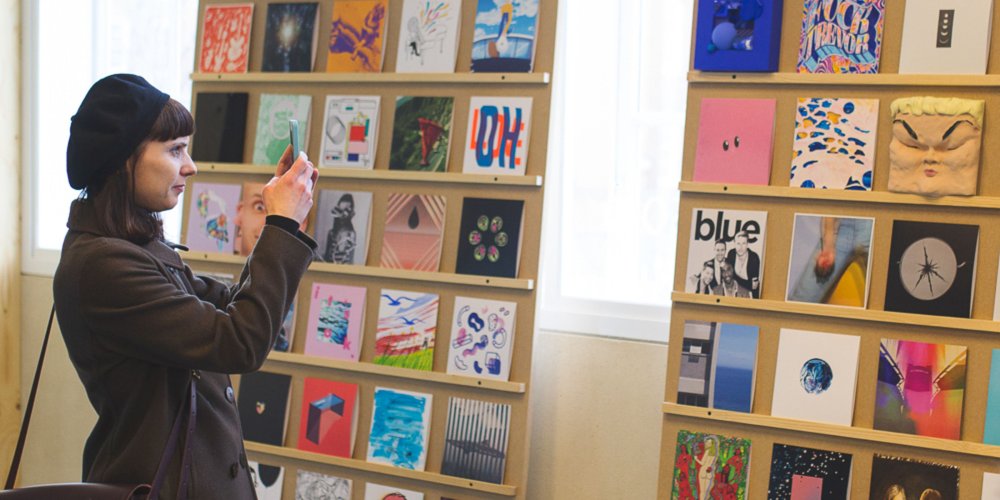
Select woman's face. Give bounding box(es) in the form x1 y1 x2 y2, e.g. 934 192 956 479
131 136 196 212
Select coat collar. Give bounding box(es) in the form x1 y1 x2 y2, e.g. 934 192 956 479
66 199 187 269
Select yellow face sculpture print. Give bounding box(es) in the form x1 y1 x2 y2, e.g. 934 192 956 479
888 97 984 197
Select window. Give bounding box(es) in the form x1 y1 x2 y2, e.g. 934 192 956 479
540 0 692 341
23 0 198 275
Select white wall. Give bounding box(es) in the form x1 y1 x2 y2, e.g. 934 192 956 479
20 275 667 498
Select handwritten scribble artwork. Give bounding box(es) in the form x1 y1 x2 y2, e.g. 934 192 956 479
375 289 440 370
296 470 352 500
199 4 254 73
471 0 539 72
767 443 852 500
790 97 878 190
462 97 533 176
327 0 389 72
671 429 751 500
396 0 462 72
874 339 967 439
185 182 241 253
304 283 367 361
380 193 447 271
441 397 511 483
446 296 517 381
884 220 979 318
366 387 432 471
869 454 959 500
797 0 885 74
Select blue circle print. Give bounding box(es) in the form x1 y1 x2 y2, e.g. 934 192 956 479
800 358 833 394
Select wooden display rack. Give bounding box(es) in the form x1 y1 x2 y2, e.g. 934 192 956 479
658 1 1000 498
185 1 559 499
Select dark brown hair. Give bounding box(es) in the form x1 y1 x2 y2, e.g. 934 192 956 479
84 98 194 244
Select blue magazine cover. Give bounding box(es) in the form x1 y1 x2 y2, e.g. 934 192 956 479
693 0 784 72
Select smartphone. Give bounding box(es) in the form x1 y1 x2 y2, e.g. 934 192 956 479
288 119 301 159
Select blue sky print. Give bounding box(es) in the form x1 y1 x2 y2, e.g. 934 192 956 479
471 0 539 72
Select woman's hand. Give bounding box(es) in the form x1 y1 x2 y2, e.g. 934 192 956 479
263 145 318 224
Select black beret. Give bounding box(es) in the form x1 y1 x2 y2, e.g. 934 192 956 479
66 74 170 190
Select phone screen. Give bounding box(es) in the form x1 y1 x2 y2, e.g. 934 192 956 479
288 119 301 159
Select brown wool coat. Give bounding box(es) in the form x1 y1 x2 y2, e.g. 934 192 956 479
53 199 315 499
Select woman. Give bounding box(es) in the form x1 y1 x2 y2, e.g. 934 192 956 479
53 74 317 499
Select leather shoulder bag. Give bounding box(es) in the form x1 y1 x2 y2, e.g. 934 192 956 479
1 306 197 500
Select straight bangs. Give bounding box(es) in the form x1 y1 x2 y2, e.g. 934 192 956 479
146 98 195 142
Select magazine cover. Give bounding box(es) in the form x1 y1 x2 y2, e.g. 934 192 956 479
380 193 447 271
899 0 994 75
470 0 539 72
677 321 759 413
296 469 352 500
366 387 432 470
375 288 440 370
304 282 367 361
883 220 979 318
462 97 532 176
446 296 517 381
248 461 284 500
395 0 462 73
191 92 248 163
234 181 266 257
692 98 776 185
771 328 861 426
692 0 784 72
261 2 320 72
297 377 359 458
441 397 511 483
874 338 967 439
767 443 852 499
236 371 292 447
389 96 455 172
671 429 751 500
199 3 253 73
786 214 875 307
314 189 373 265
185 182 241 253
327 0 389 72
364 483 424 500
252 93 312 165
790 97 879 190
684 208 767 298
869 454 958 500
454 198 526 278
797 0 885 73
320 95 381 168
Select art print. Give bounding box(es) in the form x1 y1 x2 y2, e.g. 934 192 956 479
798 0 885 74
790 97 878 190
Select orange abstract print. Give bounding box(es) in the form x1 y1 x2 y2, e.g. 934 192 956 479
199 4 254 73
326 0 388 72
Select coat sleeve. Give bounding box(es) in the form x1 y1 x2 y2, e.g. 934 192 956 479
77 226 313 373
189 272 235 309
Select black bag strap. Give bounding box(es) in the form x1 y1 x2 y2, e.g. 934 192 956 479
4 305 197 499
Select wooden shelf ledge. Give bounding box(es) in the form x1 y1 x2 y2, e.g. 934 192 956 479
671 292 1000 334
679 181 1000 210
662 403 1000 459
184 252 535 290
192 71 550 85
244 442 517 496
688 71 1000 87
265 352 525 394
199 162 543 187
